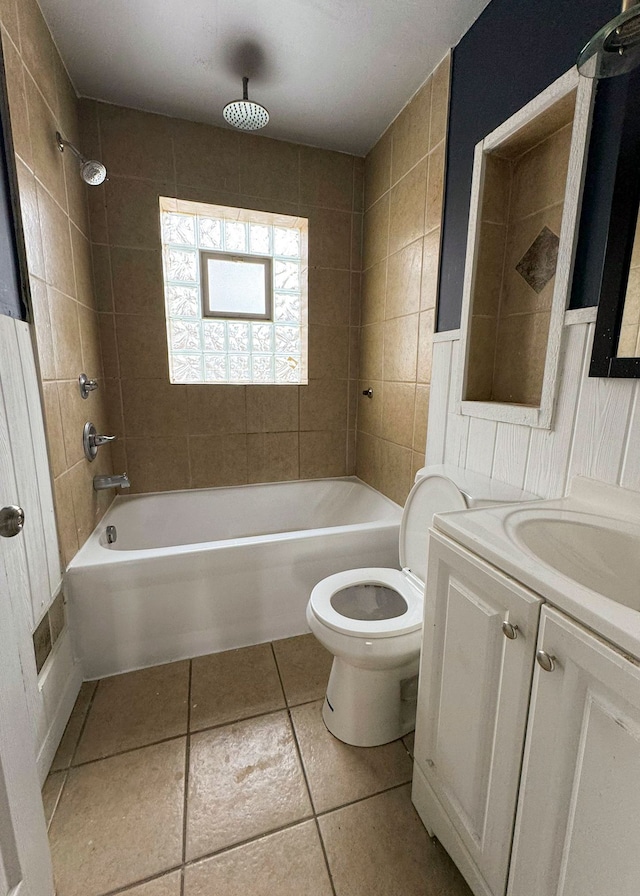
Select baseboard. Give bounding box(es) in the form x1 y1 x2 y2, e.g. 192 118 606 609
36 660 82 786
411 763 494 896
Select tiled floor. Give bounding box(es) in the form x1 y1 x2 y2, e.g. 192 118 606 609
43 634 472 896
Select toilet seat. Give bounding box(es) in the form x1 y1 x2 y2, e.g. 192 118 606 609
308 567 423 639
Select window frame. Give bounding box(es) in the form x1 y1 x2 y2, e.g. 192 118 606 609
200 250 273 321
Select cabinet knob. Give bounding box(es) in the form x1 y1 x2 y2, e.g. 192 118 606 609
536 649 556 672
502 621 518 640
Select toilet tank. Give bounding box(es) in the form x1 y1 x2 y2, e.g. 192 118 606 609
413 464 538 508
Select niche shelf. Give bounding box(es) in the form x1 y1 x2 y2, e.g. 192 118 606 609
457 67 595 428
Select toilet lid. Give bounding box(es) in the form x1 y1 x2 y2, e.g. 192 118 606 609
309 567 423 638
399 475 467 583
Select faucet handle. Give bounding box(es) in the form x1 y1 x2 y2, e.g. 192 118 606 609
92 433 116 446
83 422 117 461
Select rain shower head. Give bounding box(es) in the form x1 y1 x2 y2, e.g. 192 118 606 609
56 131 107 185
578 0 640 78
222 77 269 131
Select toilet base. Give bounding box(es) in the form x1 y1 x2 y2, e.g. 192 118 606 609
322 655 419 747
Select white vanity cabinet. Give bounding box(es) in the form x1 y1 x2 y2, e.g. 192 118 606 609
507 606 640 896
413 529 640 896
412 532 542 896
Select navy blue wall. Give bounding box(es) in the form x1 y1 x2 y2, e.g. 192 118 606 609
437 0 621 331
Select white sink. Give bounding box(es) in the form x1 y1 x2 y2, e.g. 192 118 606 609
508 511 640 612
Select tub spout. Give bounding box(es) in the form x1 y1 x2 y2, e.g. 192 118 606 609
93 473 130 491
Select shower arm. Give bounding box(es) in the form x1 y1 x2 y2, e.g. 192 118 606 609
56 131 88 164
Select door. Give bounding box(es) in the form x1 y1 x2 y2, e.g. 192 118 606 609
0 323 55 896
412 532 541 896
508 607 640 896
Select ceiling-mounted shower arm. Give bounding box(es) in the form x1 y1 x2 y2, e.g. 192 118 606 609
242 76 249 100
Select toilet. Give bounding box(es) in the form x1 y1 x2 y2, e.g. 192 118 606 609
307 465 535 747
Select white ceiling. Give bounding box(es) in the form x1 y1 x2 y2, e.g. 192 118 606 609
38 0 492 156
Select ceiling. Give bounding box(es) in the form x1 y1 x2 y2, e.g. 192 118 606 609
38 0 492 156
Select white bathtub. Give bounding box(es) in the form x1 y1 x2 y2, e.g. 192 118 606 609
65 477 402 679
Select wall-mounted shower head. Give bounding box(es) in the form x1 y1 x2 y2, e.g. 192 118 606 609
578 0 640 78
222 77 270 131
56 131 108 185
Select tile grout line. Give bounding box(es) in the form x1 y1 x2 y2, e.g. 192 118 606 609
49 680 101 820
270 643 338 896
180 659 193 896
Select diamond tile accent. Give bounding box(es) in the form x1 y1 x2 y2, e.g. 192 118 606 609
515 225 560 294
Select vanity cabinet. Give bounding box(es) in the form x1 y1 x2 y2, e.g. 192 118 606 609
412 532 542 896
413 531 640 896
507 606 640 896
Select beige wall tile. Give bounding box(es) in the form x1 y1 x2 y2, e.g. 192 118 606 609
98 312 120 378
299 430 346 478
492 311 551 406
501 204 564 315
125 437 190 493
121 379 188 437
300 146 354 211
25 74 66 210
379 440 413 506
38 185 76 297
42 382 66 478
417 309 435 384
420 227 441 311
247 432 299 483
362 194 389 270
3 37 32 167
430 54 451 150
425 142 445 234
0 0 20 48
71 225 94 308
308 268 351 326
307 206 352 270
16 160 45 279
355 430 382 492
245 385 297 433
465 315 498 402
77 304 103 378
380 381 416 447
385 239 423 320
48 287 81 379
98 104 175 181
361 260 387 326
53 471 78 567
91 244 113 312
103 378 124 435
299 379 348 431
30 276 55 379
173 119 239 193
383 314 419 383
17 0 58 114
308 324 349 380
86 182 109 244
388 160 427 255
350 271 362 327
111 248 164 315
189 433 248 488
472 222 507 317
481 155 511 225
510 124 572 221
105 177 168 250
359 323 384 381
189 384 247 434
391 80 431 185
348 325 360 381
413 384 430 453
57 381 88 468
364 131 391 210
239 134 300 204
353 157 365 213
115 313 169 379
357 381 382 437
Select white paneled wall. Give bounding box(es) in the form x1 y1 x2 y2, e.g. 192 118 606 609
428 310 640 498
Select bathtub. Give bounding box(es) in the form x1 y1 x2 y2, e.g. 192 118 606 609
65 477 402 679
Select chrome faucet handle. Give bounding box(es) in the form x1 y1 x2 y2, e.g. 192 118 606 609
92 433 116 446
83 422 117 461
78 373 99 399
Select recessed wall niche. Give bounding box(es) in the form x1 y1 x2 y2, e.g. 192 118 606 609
458 67 595 428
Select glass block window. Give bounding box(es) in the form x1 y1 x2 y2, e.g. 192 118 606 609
160 198 308 384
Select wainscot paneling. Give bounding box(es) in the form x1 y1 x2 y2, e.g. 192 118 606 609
427 311 640 498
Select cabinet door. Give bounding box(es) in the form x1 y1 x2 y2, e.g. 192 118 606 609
508 607 640 896
413 533 542 896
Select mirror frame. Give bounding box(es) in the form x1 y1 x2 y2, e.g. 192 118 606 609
590 69 640 378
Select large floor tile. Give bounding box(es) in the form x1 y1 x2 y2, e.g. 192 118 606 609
318 785 472 896
184 821 333 896
50 681 97 770
186 711 312 860
74 661 189 763
190 643 285 731
118 871 182 896
49 738 186 896
41 771 66 828
291 700 412 812
272 633 333 706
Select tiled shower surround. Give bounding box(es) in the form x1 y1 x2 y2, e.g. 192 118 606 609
80 99 364 494
356 56 449 506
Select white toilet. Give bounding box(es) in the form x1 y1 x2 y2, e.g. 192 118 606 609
307 465 535 747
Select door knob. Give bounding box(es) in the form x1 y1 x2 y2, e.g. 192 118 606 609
0 505 25 538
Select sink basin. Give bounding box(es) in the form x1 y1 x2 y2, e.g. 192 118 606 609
508 511 640 612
